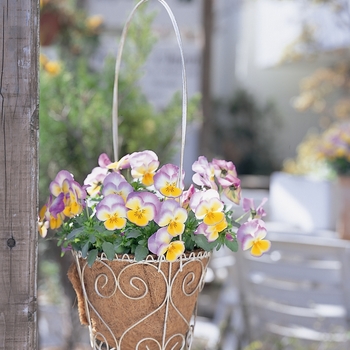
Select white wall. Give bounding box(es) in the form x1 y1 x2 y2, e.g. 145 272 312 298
86 0 204 179
231 0 346 165
87 0 203 109
86 0 346 169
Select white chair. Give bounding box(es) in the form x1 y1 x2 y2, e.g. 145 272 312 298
236 229 350 348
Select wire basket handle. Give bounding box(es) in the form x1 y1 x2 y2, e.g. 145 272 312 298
112 0 188 179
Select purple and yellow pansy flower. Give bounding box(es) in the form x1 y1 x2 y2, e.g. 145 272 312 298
190 189 225 226
153 164 183 198
84 167 109 197
155 199 188 236
195 219 228 242
237 219 271 257
125 192 159 227
129 150 159 186
148 227 185 262
96 194 127 230
102 172 133 202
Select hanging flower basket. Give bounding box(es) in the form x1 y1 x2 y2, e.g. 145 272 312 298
68 250 210 349
38 1 271 349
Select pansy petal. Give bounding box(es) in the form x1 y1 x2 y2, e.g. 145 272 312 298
241 235 255 251
96 205 112 221
251 240 271 257
209 197 224 212
161 186 182 198
208 230 219 242
49 193 65 217
148 227 172 256
165 241 185 262
167 222 185 236
203 212 224 226
242 198 254 212
194 223 208 236
142 173 154 186
103 172 126 186
157 211 174 227
173 208 188 223
105 216 126 230
102 194 125 207
50 183 62 197
98 153 112 168
223 186 241 205
195 202 209 219
254 225 268 240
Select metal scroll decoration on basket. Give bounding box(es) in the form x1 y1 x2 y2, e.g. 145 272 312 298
68 1 210 350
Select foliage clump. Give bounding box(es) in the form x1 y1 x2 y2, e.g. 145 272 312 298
39 1 200 201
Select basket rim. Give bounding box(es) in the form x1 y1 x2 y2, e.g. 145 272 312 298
73 249 211 263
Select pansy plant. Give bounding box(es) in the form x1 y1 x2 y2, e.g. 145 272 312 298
39 150 270 265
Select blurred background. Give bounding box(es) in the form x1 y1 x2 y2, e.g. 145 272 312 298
38 0 350 349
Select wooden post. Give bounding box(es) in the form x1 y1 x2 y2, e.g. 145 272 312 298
200 0 214 157
0 0 39 349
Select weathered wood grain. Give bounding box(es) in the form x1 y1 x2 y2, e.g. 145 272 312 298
0 0 39 348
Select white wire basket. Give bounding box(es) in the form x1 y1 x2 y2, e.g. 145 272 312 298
69 250 211 350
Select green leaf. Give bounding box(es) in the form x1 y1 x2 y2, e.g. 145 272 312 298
102 241 115 261
225 239 238 252
87 249 99 267
67 227 85 240
115 244 127 254
184 234 195 251
81 242 90 258
126 230 142 238
74 215 87 226
95 225 108 233
134 246 149 262
93 226 115 236
71 242 82 252
89 235 96 244
114 237 123 246
124 240 132 247
192 234 217 251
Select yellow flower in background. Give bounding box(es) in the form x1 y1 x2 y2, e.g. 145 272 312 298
40 53 61 76
40 0 47 9
282 131 332 178
44 61 61 76
40 53 49 67
86 15 103 32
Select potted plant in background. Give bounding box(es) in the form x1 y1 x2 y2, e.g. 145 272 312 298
318 121 350 239
271 55 350 234
38 0 270 349
276 57 350 237
275 120 350 238
270 131 337 232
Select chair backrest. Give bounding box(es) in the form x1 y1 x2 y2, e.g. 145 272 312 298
237 230 350 348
